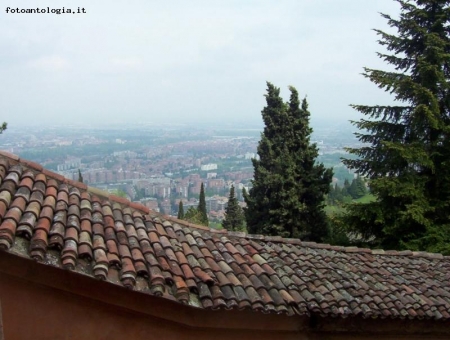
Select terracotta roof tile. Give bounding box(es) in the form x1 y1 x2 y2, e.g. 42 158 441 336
30 228 47 257
30 191 44 205
1 153 450 321
17 217 34 240
15 186 30 201
0 191 11 208
1 177 17 195
0 218 17 247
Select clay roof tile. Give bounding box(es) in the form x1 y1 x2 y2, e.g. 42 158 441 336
2 154 450 321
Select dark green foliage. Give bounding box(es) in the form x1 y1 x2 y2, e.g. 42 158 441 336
327 184 337 204
184 207 204 225
328 184 346 205
223 185 245 231
343 179 350 191
328 177 368 206
0 122 7 134
197 183 208 226
78 169 83 183
348 176 367 199
340 180 353 203
342 0 450 254
177 201 184 219
244 82 333 241
134 186 146 200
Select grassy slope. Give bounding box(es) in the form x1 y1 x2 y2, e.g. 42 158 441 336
325 193 376 216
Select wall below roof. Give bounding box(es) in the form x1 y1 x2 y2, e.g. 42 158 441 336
0 273 307 340
1 273 449 340
0 298 3 340
0 250 449 340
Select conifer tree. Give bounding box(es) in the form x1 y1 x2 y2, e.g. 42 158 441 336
327 184 336 205
242 187 247 200
348 176 367 199
177 201 184 219
342 0 450 254
184 207 203 225
197 182 208 226
355 176 367 199
223 185 245 231
245 82 333 241
342 179 350 196
0 122 7 134
333 184 344 203
78 169 83 183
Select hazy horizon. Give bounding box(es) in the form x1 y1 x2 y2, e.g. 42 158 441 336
1 0 400 128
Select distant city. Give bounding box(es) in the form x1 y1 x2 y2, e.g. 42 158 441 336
0 121 361 224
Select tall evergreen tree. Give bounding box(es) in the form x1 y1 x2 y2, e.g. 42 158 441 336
327 184 336 205
78 169 83 183
242 187 247 200
244 82 333 241
342 0 450 254
197 182 208 226
348 176 367 199
355 176 367 199
342 179 350 195
177 201 184 219
223 185 245 231
333 184 344 203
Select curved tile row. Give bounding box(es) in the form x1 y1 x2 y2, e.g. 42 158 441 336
0 158 449 319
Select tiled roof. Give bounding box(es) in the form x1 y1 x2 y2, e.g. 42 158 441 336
0 152 449 320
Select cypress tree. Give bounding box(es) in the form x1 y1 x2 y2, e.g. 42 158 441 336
197 182 208 226
245 82 333 241
177 201 184 219
342 0 450 254
223 185 245 231
78 169 83 183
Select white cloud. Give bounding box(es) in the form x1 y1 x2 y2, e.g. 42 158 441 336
27 56 70 71
108 57 143 71
0 0 403 126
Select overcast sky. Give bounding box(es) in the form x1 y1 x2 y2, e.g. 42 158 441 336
0 0 401 128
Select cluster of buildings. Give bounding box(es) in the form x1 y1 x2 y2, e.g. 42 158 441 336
2 124 356 222
58 157 251 221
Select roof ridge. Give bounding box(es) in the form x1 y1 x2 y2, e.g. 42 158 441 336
0 150 151 216
161 215 449 260
1 150 449 260
1 149 450 320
